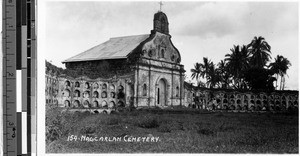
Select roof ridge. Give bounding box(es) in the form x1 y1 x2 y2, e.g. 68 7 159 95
110 34 149 39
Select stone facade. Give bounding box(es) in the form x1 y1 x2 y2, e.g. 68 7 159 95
135 31 184 107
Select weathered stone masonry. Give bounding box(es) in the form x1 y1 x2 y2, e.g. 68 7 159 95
46 72 298 111
46 73 135 110
183 83 299 111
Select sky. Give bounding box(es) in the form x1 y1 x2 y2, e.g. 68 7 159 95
43 0 299 90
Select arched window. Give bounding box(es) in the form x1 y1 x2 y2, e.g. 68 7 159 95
101 91 107 98
85 82 90 89
93 83 99 89
175 86 179 97
73 100 80 108
109 101 116 108
83 100 90 108
143 84 147 96
65 81 70 87
102 83 107 90
161 49 165 58
171 55 175 61
110 84 115 91
64 100 70 107
102 101 108 108
93 91 99 98
93 101 99 108
83 91 90 98
75 81 80 87
110 92 116 98
74 90 80 97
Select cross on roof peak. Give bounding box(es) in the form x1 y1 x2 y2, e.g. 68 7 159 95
159 1 163 12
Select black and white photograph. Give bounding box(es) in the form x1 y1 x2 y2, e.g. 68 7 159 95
42 0 299 153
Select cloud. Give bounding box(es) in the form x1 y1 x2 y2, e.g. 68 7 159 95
172 2 298 39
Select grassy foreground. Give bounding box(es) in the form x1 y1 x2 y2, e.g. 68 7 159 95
46 107 298 153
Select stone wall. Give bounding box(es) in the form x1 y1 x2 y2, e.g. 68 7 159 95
45 73 135 110
64 59 134 79
47 73 298 112
183 84 299 111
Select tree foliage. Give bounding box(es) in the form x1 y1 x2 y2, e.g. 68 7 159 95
190 36 291 91
268 55 291 90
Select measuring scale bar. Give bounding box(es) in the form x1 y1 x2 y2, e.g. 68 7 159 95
3 0 36 155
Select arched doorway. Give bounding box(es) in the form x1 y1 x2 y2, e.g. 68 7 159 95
157 79 167 106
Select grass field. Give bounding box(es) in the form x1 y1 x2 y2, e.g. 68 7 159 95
46 107 298 153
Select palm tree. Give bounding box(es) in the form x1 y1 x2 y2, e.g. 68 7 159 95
206 62 222 88
269 55 291 90
225 45 250 89
200 57 212 79
191 57 213 88
217 60 231 89
248 36 272 68
269 55 282 89
191 63 202 84
279 57 291 90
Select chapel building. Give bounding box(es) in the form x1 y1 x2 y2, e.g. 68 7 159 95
61 11 186 108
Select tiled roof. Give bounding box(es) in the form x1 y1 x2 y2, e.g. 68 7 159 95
62 34 150 63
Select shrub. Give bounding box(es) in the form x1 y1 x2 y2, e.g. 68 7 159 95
45 105 85 143
45 105 65 142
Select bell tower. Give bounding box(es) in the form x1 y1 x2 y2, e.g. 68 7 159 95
153 11 169 35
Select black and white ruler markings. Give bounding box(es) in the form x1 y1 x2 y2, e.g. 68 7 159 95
2 0 36 155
